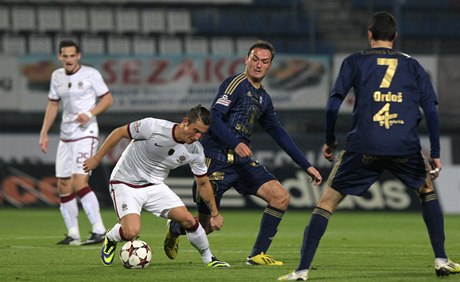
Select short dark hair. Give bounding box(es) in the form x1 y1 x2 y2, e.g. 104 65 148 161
247 40 275 62
368 11 397 41
58 40 80 54
186 105 211 126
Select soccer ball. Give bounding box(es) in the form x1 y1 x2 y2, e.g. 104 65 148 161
119 240 152 269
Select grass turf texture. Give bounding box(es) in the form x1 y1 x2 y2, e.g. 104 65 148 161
1 208 459 281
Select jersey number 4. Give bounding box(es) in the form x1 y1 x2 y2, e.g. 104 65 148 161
373 58 399 129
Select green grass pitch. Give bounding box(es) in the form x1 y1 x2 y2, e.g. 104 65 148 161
1 208 459 281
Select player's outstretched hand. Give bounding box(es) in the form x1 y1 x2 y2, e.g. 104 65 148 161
210 214 224 231
322 142 338 162
306 166 322 186
83 156 100 173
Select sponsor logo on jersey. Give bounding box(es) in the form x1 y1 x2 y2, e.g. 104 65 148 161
133 121 141 133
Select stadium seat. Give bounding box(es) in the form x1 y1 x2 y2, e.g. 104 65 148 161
184 37 208 55
116 8 140 34
54 34 80 50
244 10 271 34
81 35 105 55
235 37 257 55
107 35 131 55
210 37 234 55
192 10 219 34
37 6 62 33
0 6 10 32
28 34 53 54
167 9 193 34
158 36 183 55
269 10 291 35
11 6 36 33
218 9 244 35
141 9 166 34
132 36 157 55
89 7 114 34
286 38 309 54
2 34 27 55
63 7 88 33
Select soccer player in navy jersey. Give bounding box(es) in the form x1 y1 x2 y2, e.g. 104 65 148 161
278 11 460 281
165 40 322 265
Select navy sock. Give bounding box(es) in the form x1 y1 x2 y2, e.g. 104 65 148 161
169 220 186 235
297 207 331 271
250 206 285 257
420 191 446 258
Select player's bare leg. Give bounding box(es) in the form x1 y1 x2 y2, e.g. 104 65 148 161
101 214 140 266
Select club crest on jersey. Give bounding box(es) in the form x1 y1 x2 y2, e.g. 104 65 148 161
246 90 260 103
78 81 84 89
177 154 187 163
216 94 231 107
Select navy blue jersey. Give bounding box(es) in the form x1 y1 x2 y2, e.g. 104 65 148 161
202 73 311 169
327 48 440 157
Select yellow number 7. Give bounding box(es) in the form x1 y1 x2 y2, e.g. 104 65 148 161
377 58 398 88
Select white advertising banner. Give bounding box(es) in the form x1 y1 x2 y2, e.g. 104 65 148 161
0 133 458 212
0 134 453 166
15 54 330 112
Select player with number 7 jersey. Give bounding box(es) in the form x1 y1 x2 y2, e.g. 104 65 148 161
278 11 458 281
327 48 439 156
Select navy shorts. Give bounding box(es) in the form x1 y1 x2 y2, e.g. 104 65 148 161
193 158 277 214
328 150 429 196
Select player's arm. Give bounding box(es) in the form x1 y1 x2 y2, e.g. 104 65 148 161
209 80 249 156
260 107 322 186
83 124 130 172
93 92 114 116
421 98 441 179
418 65 441 178
210 109 252 157
75 92 114 125
210 106 240 148
323 93 343 161
39 100 59 153
194 175 223 231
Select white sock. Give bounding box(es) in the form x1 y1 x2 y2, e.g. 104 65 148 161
60 197 80 239
185 223 213 264
436 258 449 264
107 223 122 242
80 191 106 234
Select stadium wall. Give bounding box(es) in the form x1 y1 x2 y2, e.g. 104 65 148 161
1 133 459 214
